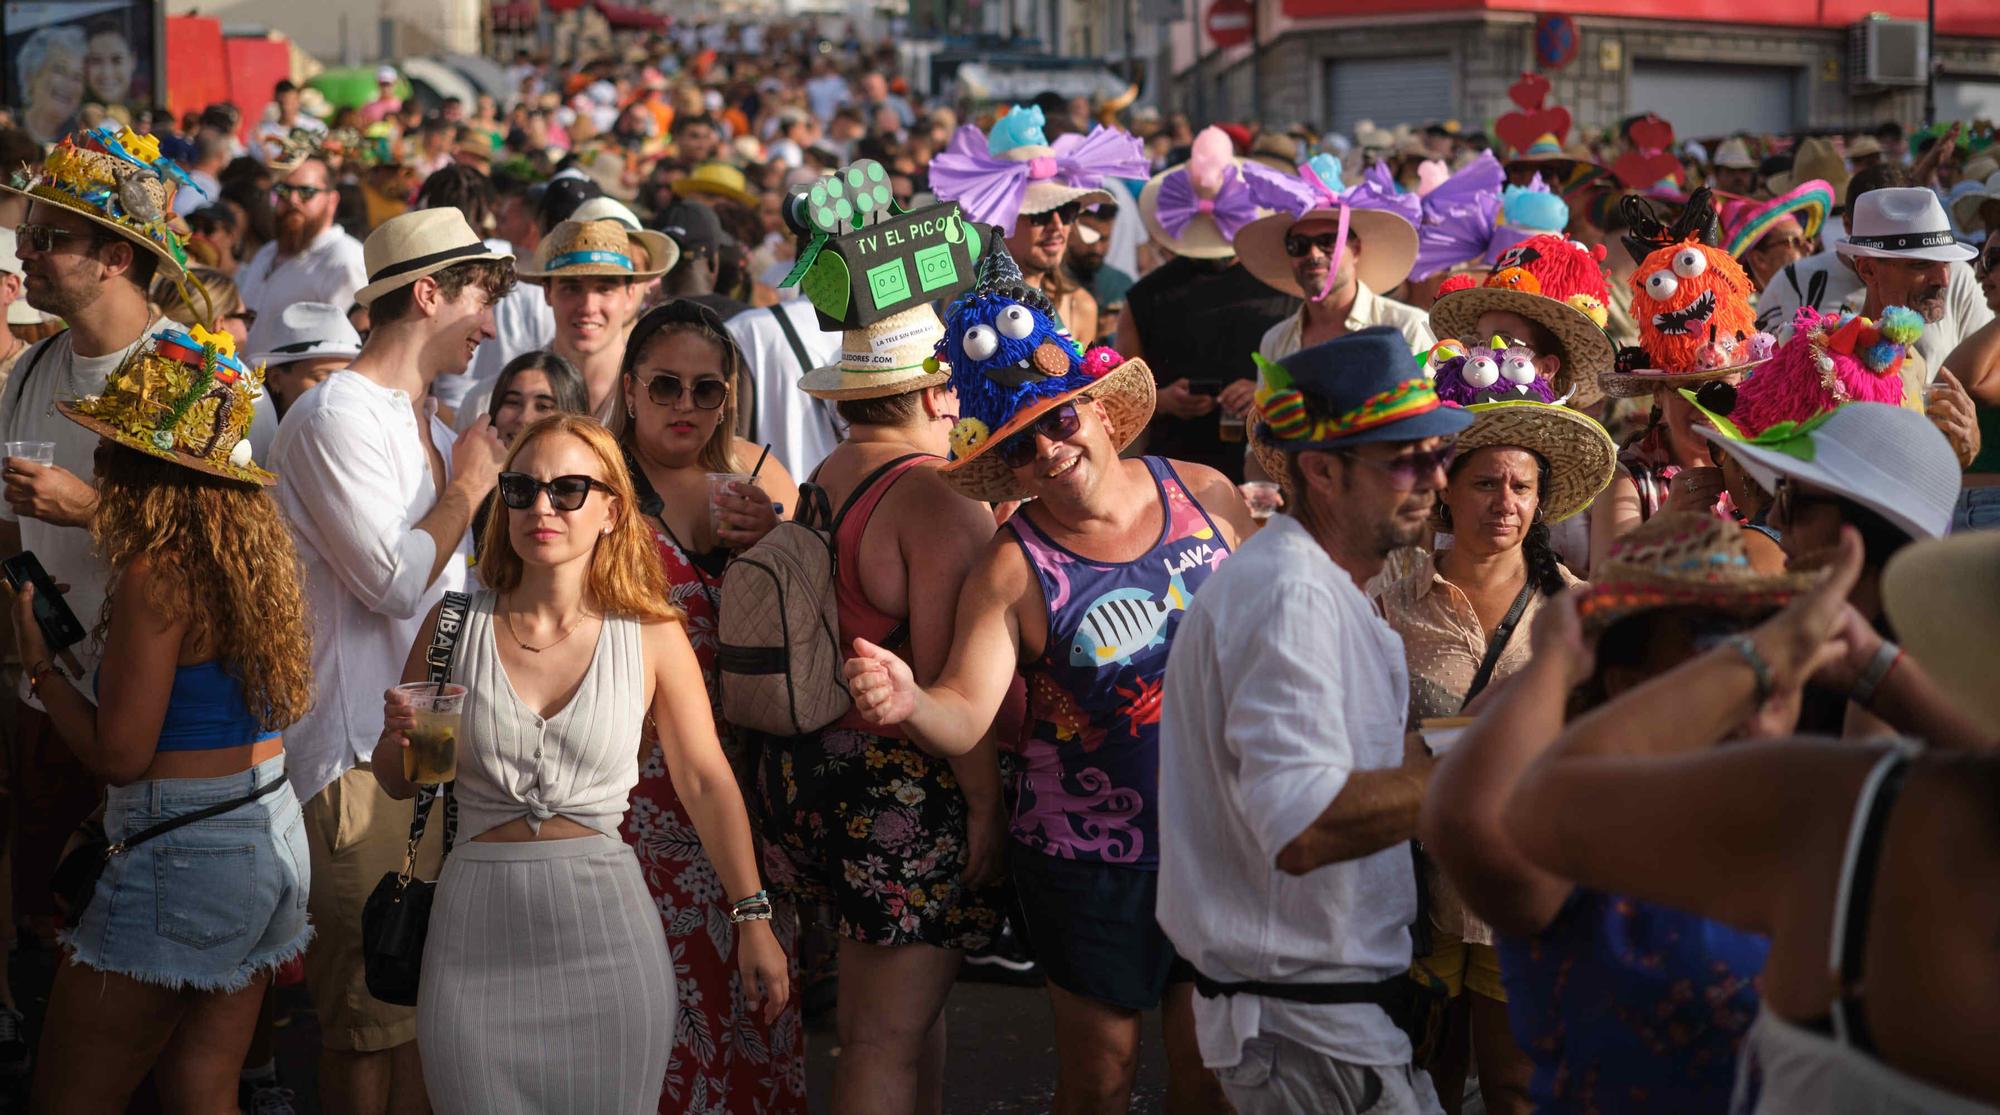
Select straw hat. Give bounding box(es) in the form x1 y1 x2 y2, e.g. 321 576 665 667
1450 400 1616 523
800 304 952 400
1883 531 2000 739
1233 156 1420 299
1575 511 1818 632
1711 137 1757 170
58 324 274 485
939 357 1155 503
1428 233 1616 403
672 161 759 209
1 127 192 282
1768 137 1850 208
1502 133 1609 197
1948 170 2000 235
354 209 513 307
517 218 677 284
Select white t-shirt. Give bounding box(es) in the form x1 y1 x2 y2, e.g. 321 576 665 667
1157 512 1418 1071
0 329 153 706
436 239 553 414
272 370 470 800
237 225 369 321
725 299 845 478
1758 253 1992 375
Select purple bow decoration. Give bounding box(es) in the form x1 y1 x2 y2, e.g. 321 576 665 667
1155 164 1257 242
929 124 1149 235
1410 151 1506 281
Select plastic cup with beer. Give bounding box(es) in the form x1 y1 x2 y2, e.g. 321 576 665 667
1218 411 1246 443
396 681 465 784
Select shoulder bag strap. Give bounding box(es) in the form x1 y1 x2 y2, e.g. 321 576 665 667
1460 580 1535 711
774 303 845 444
0 340 54 416
107 776 290 857
405 590 473 865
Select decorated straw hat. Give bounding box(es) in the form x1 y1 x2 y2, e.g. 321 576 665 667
1138 126 1315 260
1450 400 1615 523
517 218 677 284
1883 530 2000 740
800 304 952 400
1718 179 1834 259
1575 511 1818 633
1429 233 1615 404
928 105 1147 236
936 247 1156 502
672 161 759 209
2 126 196 282
1599 232 1771 398
354 209 514 307
58 323 274 485
1233 154 1420 299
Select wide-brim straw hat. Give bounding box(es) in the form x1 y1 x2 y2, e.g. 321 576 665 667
57 326 275 486
1429 286 1616 401
517 218 677 284
1948 170 2000 234
800 304 952 400
355 209 513 307
1002 143 1117 217
1598 352 1769 400
1768 137 1850 207
2 132 190 282
1451 400 1616 523
1575 510 1819 632
938 357 1157 502
1883 530 2000 740
1720 179 1835 258
1234 206 1419 299
672 161 759 209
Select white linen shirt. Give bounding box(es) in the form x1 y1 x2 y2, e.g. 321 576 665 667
273 371 469 800
1157 512 1418 1072
237 224 369 321
1256 282 1436 364
726 298 845 477
1758 253 1991 375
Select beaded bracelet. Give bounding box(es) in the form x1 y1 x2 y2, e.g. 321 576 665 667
729 889 773 925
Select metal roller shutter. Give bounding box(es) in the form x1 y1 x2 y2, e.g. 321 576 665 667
1939 79 2000 122
1628 62 1801 137
1325 57 1456 135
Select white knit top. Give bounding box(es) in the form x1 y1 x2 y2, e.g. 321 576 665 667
451 591 647 840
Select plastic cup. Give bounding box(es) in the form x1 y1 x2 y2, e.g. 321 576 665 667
1218 411 1246 443
1239 480 1283 522
1422 716 1475 756
3 441 54 465
396 682 464 785
706 471 754 533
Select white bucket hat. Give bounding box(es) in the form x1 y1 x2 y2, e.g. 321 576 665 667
1695 401 1960 542
245 301 363 366
1835 187 1977 263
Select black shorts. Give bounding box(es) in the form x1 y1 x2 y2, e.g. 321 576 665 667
1009 846 1192 1012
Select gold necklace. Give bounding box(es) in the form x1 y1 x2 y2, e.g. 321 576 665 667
503 602 587 653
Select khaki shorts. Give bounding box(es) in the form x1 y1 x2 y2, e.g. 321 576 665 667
303 764 444 1053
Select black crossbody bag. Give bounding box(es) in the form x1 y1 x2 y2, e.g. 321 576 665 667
360 591 470 1006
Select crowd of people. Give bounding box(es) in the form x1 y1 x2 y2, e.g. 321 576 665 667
0 18 1996 1115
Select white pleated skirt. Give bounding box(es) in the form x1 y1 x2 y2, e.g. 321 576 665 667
417 833 675 1114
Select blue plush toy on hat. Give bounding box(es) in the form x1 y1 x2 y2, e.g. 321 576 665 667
939 246 1099 450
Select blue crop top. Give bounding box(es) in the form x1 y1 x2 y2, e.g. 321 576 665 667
98 661 281 752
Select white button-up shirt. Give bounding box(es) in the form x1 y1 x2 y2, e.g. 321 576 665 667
1256 282 1436 364
237 225 369 321
273 371 469 800
1158 513 1418 1072
726 298 846 478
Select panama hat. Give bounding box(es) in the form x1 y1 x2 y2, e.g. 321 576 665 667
1835 187 1975 263
517 218 676 284
354 209 514 307
58 324 274 485
245 301 362 366
2 127 193 282
800 304 952 400
1948 170 2000 234
1883 530 2000 740
1575 511 1819 632
1718 179 1834 258
1233 156 1420 299
672 161 759 209
1451 400 1616 523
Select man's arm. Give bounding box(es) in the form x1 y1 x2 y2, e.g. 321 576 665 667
1275 737 1430 875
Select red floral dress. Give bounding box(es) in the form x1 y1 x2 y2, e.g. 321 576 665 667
620 523 808 1114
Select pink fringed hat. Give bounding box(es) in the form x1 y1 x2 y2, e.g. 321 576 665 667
1689 304 1922 438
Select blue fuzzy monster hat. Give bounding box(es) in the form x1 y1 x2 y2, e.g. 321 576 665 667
936 243 1159 501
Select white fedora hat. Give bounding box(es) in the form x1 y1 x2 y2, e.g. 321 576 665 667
1835 187 1977 263
355 209 514 307
1695 401 1960 542
245 301 363 366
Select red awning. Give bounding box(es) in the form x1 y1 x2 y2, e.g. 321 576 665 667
593 0 667 31
491 0 536 28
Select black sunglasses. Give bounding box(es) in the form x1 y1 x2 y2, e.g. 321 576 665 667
997 403 1083 469
1285 231 1353 258
271 184 329 202
15 223 81 253
497 472 613 512
1025 202 1084 228
1771 477 1842 528
643 373 728 410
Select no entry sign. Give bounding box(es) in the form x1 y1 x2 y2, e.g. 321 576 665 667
1204 0 1254 49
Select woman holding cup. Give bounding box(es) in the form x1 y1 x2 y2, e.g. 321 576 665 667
373 415 788 1111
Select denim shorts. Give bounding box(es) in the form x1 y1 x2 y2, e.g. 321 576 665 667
62 754 311 992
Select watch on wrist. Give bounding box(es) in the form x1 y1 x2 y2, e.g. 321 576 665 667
1849 641 1902 708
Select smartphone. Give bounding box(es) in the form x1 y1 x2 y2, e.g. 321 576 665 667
1186 381 1224 397
1 551 87 652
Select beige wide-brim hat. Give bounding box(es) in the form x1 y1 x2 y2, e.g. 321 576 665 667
1 149 189 283
800 304 952 400
1768 137 1851 207
1451 400 1615 523
517 218 677 284
1234 206 1419 299
939 358 1158 502
1883 530 2000 740
1003 144 1115 217
1137 169 1243 260
355 209 514 307
1429 286 1617 402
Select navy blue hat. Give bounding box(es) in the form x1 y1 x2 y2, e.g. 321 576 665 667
1253 326 1474 450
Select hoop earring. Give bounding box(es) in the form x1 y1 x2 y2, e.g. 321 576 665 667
1436 503 1454 530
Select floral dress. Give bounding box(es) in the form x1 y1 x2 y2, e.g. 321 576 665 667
620 522 807 1115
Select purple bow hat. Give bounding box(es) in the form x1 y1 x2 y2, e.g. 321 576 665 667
928 105 1149 236
1138 126 1314 260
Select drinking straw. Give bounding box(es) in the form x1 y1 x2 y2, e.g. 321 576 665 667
749 442 772 479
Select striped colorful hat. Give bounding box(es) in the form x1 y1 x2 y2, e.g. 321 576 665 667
1719 179 1834 259
1251 326 1473 452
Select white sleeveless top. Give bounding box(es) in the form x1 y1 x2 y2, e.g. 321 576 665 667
452 591 648 840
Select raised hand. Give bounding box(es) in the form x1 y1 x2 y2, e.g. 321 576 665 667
844 637 917 726
451 416 508 497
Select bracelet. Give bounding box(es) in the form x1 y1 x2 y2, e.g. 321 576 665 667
728 889 773 925
1849 641 1903 708
1720 634 1773 707
26 660 62 699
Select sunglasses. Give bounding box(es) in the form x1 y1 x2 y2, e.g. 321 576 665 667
497 472 613 512
15 223 81 253
997 402 1083 470
1025 202 1084 228
271 184 330 202
1771 477 1843 529
643 373 728 410
1336 444 1457 489
1284 231 1353 258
